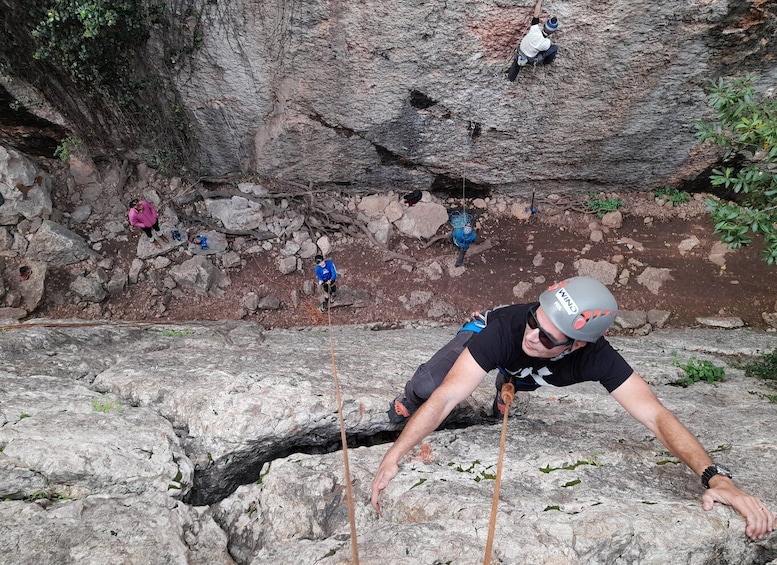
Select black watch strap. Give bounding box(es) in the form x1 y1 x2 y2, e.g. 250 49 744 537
701 464 732 489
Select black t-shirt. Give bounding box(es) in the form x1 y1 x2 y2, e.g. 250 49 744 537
467 304 633 393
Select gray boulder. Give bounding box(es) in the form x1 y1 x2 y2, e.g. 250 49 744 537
393 202 449 240
26 220 91 267
69 275 108 303
169 255 230 297
0 145 52 226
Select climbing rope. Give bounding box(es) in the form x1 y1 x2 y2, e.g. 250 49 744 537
324 300 361 564
482 382 515 565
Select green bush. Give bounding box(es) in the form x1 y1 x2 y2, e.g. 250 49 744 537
743 348 777 384
53 136 83 162
694 74 777 264
671 357 726 387
653 187 691 206
30 1 167 95
586 193 623 217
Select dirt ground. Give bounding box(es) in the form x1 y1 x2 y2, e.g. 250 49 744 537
34 189 777 333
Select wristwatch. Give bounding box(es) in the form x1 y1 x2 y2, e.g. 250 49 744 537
701 463 732 489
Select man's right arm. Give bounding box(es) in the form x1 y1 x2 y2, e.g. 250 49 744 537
532 0 543 18
370 349 487 514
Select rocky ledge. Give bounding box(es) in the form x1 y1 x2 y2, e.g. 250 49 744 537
0 320 775 564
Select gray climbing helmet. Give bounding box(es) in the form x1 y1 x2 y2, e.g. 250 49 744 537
538 276 618 342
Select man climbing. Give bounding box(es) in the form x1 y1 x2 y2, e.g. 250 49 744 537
508 0 559 81
452 222 476 267
374 276 775 542
314 254 338 312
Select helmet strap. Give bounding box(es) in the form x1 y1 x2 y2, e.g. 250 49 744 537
549 348 573 362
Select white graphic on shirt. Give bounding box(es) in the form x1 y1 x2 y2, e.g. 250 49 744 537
505 366 556 387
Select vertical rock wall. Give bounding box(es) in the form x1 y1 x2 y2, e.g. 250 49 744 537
170 0 777 192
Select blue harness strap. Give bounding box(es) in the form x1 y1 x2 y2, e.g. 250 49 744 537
458 318 486 334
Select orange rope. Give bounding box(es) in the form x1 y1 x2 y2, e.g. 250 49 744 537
325 300 360 564
482 383 515 565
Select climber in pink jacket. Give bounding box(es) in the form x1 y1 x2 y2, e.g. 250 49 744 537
128 199 168 248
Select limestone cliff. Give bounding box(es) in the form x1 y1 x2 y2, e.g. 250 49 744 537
1 0 776 194
0 321 775 563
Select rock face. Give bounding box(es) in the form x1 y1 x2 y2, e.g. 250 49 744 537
3 1 777 192
0 321 775 564
171 0 777 189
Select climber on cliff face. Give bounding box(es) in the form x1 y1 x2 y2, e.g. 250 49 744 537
372 276 776 542
507 0 559 81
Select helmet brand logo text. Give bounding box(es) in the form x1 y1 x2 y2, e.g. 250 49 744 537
555 288 579 315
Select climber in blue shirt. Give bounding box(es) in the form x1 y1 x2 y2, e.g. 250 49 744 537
452 224 477 267
314 254 338 312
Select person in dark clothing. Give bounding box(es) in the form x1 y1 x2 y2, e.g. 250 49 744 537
373 276 775 542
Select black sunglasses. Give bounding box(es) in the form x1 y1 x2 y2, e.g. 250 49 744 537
526 305 574 349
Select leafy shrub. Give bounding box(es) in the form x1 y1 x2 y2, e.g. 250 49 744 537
31 1 160 93
586 193 623 217
653 187 691 206
54 136 83 162
671 357 726 387
694 74 777 264
743 348 777 384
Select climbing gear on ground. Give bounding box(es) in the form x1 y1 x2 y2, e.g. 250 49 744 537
539 276 618 343
403 189 422 206
483 382 515 564
450 209 474 229
388 395 412 424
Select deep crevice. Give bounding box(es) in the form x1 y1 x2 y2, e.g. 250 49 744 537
374 143 416 167
409 90 436 110
0 83 67 158
430 173 492 200
185 413 495 506
677 153 746 203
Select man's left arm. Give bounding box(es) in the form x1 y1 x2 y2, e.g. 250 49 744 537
611 372 775 541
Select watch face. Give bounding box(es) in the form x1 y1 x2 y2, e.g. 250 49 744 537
715 464 732 477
